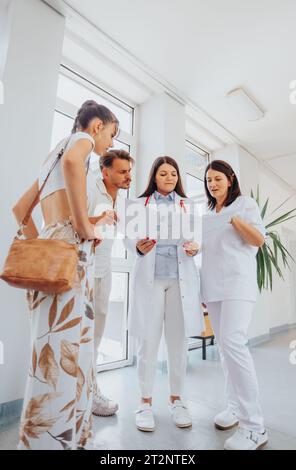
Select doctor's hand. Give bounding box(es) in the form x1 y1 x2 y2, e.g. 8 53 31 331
136 238 156 255
89 210 118 227
183 241 199 257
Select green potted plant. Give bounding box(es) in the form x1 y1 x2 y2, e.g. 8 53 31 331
251 187 296 291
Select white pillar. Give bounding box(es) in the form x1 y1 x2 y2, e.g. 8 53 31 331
212 143 261 195
211 144 241 181
0 0 65 407
136 92 186 194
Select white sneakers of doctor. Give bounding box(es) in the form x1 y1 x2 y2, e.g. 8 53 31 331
169 400 192 428
135 400 192 431
214 408 239 430
224 427 268 450
135 403 155 432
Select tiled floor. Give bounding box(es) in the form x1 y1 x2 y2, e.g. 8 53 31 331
1 329 295 450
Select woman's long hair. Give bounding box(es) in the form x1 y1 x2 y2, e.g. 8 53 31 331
139 156 187 198
204 160 242 210
71 100 119 135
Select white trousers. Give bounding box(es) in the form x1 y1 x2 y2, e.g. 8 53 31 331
207 300 265 433
94 271 112 357
137 279 188 398
93 272 112 395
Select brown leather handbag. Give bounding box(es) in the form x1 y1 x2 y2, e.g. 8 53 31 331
0 141 79 294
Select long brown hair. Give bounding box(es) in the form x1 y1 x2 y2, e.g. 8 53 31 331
139 156 187 198
204 160 242 210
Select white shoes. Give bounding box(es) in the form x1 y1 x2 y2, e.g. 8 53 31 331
92 392 119 417
169 400 192 428
135 400 192 431
224 427 268 450
135 403 155 432
214 408 239 430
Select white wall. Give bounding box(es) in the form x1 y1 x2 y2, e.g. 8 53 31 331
212 144 296 339
0 0 65 405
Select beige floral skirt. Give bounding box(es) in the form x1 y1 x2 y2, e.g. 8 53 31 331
18 220 96 450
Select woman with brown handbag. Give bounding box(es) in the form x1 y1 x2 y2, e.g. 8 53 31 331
13 100 119 450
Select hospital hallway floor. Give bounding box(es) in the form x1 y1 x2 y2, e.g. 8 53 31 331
1 328 296 450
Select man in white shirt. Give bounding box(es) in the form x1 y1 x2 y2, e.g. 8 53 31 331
90 149 134 417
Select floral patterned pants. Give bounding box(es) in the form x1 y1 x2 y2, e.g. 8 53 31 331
18 220 96 450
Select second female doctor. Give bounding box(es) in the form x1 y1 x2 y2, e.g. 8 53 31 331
125 156 204 432
201 159 268 450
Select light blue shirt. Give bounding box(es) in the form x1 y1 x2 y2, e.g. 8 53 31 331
154 191 179 279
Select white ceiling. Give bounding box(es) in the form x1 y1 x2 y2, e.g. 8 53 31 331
57 0 296 188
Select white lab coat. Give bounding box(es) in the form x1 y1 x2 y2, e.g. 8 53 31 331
125 193 204 340
200 195 266 303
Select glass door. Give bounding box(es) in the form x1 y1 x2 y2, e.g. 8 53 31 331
50 65 136 371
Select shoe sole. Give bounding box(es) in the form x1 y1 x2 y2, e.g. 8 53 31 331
215 421 239 431
256 439 268 450
92 410 118 417
224 439 268 450
175 422 192 429
136 426 155 432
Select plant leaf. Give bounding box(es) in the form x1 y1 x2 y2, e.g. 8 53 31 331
261 197 269 220
265 209 296 229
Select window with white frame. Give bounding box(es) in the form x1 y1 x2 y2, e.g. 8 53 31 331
185 140 209 210
50 65 136 372
185 140 210 348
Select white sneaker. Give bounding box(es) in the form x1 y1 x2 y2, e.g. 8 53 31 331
224 427 268 450
135 403 155 432
92 392 119 417
169 400 192 428
214 408 239 430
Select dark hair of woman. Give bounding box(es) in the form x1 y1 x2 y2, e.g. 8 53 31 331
139 156 187 198
204 159 242 210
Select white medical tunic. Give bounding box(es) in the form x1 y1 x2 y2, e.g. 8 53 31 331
200 196 266 303
87 165 116 279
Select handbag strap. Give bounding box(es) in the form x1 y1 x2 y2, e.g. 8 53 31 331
20 136 71 229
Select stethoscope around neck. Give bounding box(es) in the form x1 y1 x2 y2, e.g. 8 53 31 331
144 193 187 213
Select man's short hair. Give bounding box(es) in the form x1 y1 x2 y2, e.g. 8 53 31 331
99 149 134 171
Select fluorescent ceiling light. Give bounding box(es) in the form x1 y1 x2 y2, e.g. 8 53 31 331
226 87 265 121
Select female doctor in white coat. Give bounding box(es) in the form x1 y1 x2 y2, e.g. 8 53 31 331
125 156 204 432
201 159 268 450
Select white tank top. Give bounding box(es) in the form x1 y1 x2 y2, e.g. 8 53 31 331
39 131 95 201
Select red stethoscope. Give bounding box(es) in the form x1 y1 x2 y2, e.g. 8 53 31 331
144 194 187 213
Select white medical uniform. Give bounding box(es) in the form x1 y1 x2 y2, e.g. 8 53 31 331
201 195 266 432
125 192 204 398
88 172 116 358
